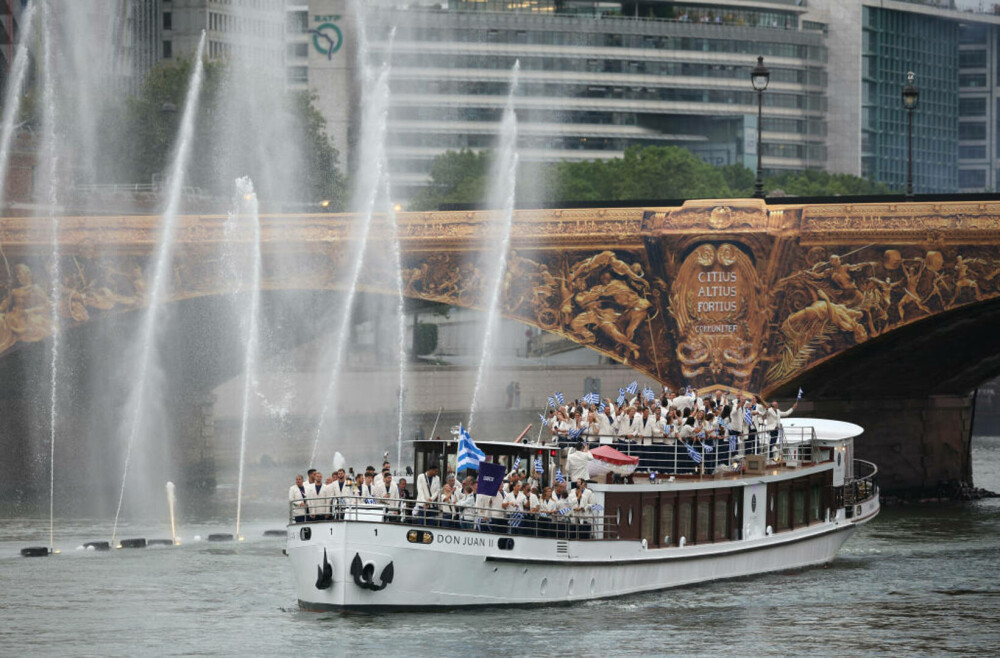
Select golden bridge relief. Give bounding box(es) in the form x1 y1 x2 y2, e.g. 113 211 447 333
1 199 1000 395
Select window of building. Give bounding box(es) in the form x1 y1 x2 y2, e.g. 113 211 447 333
959 122 986 140
286 10 307 34
959 145 986 160
287 66 308 84
959 97 987 117
162 40 172 59
163 11 172 31
287 42 308 58
960 74 986 88
959 169 986 189
959 24 988 45
959 50 986 68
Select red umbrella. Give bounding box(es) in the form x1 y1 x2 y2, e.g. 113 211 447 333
590 445 639 465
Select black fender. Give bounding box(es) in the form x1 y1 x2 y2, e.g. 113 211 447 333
315 548 333 590
350 552 394 591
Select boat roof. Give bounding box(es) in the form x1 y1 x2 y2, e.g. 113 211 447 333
782 417 864 442
413 439 556 451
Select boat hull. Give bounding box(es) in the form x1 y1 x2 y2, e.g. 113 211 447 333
287 516 864 610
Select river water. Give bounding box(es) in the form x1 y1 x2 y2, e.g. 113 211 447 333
2 437 999 656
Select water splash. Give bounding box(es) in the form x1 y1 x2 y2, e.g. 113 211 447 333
0 1 36 280
111 31 208 547
228 178 262 541
308 14 394 468
166 481 177 544
468 61 520 430
40 0 61 554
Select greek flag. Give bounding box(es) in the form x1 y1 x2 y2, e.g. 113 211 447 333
702 442 714 453
744 406 753 427
548 396 556 408
534 457 543 473
686 386 694 397
598 401 606 414
555 468 565 484
583 392 600 405
797 387 803 400
617 388 626 406
590 504 604 513
512 456 521 472
642 386 656 401
557 506 571 516
364 497 377 505
568 426 584 440
686 442 703 464
538 412 549 427
626 381 638 395
508 511 524 528
456 425 486 473
729 434 737 453
555 392 565 405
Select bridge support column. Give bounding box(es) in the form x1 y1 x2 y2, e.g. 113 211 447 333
805 395 974 498
172 390 217 491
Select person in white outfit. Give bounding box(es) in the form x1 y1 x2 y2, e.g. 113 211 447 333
568 479 596 539
763 399 798 460
289 474 308 522
415 464 441 526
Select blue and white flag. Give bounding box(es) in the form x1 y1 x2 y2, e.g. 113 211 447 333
538 412 550 427
555 392 565 405
598 401 606 414
364 497 377 505
744 406 753 427
626 381 638 395
557 506 571 516
457 424 486 473
686 442 703 464
729 434 737 453
534 457 543 473
583 392 600 405
512 456 521 472
617 388 626 406
555 468 565 484
797 387 803 400
702 442 714 453
590 504 604 514
548 396 556 408
642 386 656 402
508 511 524 528
568 426 584 440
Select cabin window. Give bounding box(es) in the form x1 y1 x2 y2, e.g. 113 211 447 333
776 488 790 531
793 487 806 527
696 499 711 543
678 500 693 544
641 504 656 546
810 484 822 522
713 498 728 541
660 501 675 546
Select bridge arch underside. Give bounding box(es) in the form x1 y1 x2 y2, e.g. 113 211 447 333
769 297 1000 498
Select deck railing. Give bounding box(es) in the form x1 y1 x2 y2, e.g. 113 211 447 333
551 425 817 476
844 459 878 507
289 495 618 540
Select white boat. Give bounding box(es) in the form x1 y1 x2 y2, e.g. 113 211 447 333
286 417 879 610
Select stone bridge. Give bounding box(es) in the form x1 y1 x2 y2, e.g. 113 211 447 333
2 197 1000 497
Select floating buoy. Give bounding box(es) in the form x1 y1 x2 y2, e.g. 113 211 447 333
263 530 285 537
208 533 234 542
119 538 147 549
20 546 49 557
148 539 174 547
84 541 111 551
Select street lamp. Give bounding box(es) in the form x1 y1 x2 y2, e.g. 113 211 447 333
902 71 919 198
750 55 770 199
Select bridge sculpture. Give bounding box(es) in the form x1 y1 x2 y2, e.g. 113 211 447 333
2 198 999 496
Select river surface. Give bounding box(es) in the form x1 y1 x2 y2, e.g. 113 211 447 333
2 437 999 656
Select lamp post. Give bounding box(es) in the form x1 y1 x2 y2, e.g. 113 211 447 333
750 55 770 198
901 71 919 198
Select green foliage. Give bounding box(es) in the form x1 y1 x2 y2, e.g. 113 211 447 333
412 146 891 209
408 149 491 210
121 56 345 206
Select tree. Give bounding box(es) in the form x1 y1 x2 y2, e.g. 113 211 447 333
408 149 491 210
122 56 346 207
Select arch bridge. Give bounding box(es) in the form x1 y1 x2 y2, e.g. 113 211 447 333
2 197 999 497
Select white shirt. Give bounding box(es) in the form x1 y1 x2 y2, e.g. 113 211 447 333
289 484 308 517
596 413 616 443
762 405 795 431
416 472 441 506
568 487 595 521
503 490 527 512
566 448 594 483
309 482 330 516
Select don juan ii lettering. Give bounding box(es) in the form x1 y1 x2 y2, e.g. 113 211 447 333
696 270 739 313
436 533 495 547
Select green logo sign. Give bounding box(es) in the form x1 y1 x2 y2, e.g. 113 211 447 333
310 16 343 60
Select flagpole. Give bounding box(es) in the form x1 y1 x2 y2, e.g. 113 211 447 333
429 405 443 441
535 402 548 443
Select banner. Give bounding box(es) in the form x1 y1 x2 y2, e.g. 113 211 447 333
476 461 506 497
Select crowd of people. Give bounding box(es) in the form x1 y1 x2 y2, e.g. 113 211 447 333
545 387 798 472
289 462 604 539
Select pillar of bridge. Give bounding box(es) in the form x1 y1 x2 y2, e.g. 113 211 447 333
172 390 218 491
804 395 974 498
